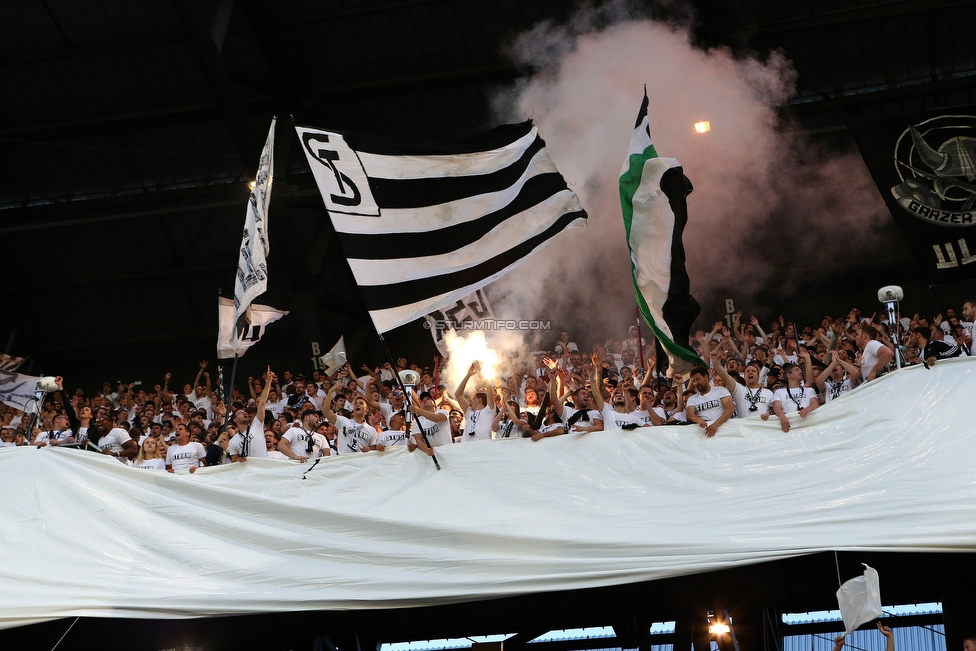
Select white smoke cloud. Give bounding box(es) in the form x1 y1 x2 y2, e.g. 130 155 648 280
487 1 888 348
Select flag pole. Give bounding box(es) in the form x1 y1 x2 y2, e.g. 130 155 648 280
635 306 646 378
377 332 440 470
225 353 239 427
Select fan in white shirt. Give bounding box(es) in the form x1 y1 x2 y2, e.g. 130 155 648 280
91 415 138 462
455 363 497 442
492 399 529 439
31 413 75 447
685 367 734 438
323 389 383 454
589 364 648 430
856 327 895 382
816 350 861 403
165 424 207 472
770 362 820 433
408 391 452 452
278 411 323 462
544 365 602 434
134 436 166 469
379 412 412 449
709 350 774 419
529 407 566 441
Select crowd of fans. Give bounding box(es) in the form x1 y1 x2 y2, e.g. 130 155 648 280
0 298 972 470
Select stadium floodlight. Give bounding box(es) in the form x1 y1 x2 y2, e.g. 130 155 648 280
709 622 731 635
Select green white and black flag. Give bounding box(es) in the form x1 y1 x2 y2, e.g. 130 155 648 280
620 89 702 374
847 105 976 283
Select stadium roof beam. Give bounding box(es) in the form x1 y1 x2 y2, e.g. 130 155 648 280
2 31 185 66
270 0 458 26
716 0 974 38
0 182 252 234
789 73 976 115
3 262 234 293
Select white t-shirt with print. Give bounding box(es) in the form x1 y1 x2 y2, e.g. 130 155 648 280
166 442 206 471
686 386 732 423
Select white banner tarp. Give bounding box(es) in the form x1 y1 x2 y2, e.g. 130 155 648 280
1 358 975 630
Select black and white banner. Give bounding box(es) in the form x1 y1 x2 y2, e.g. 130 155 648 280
296 121 587 333
424 289 493 356
848 106 976 284
0 368 40 412
0 352 25 372
234 117 276 328
217 297 288 360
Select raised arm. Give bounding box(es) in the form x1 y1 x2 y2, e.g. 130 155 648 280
702 321 722 349
255 366 274 422
590 363 605 411
193 361 207 391
877 623 894 651
322 383 341 425
673 374 686 414
749 315 769 342
455 363 477 414
201 362 212 393
409 390 447 422
709 348 738 394
364 380 383 411
835 353 861 385
815 358 837 392
798 347 815 388
55 377 81 434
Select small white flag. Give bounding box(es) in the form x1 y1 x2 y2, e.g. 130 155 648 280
836 564 883 634
233 117 276 330
217 297 288 359
0 369 41 411
318 337 347 375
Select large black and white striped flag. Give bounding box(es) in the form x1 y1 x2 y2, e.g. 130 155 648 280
296 122 587 333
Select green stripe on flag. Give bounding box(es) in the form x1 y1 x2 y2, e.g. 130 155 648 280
620 147 703 369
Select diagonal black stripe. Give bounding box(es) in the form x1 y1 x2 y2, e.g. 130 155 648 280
659 167 701 356
337 173 570 260
343 121 535 156
368 137 546 209
359 211 587 312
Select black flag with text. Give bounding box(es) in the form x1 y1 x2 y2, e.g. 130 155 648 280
848 106 976 284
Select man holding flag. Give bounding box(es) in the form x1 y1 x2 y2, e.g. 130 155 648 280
619 88 703 378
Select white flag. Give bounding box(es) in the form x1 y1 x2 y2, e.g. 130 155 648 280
234 117 276 330
0 369 41 411
423 290 493 356
836 564 883 634
0 352 25 372
317 337 347 375
217 297 288 360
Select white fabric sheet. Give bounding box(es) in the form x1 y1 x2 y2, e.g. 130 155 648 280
2 358 976 630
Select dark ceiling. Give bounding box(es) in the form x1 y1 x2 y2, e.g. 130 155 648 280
1 0 974 390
